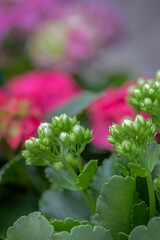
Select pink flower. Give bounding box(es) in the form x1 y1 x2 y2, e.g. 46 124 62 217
87 82 150 151
7 70 82 114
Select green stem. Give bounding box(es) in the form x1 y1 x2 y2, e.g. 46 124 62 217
77 154 83 173
146 173 156 219
60 145 77 182
60 144 96 214
81 189 96 215
145 146 156 219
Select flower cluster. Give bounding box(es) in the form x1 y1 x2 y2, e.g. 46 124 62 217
23 114 92 166
108 115 156 159
129 70 160 117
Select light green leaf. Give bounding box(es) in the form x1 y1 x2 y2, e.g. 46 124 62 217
39 189 90 221
50 217 88 232
118 232 129 240
57 225 113 240
47 91 101 120
128 163 148 178
45 168 79 191
131 201 149 228
129 217 160 240
94 176 136 240
76 160 98 189
148 141 160 172
6 212 54 240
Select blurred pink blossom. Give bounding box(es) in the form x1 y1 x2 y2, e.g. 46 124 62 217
7 70 81 114
88 82 150 151
0 70 81 149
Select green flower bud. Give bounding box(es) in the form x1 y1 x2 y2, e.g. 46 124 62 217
84 129 92 142
149 123 156 135
70 116 78 127
135 115 146 126
107 136 116 144
156 70 160 81
144 98 152 107
109 124 124 139
60 113 70 129
70 133 77 143
52 116 59 127
138 78 145 86
38 122 53 139
146 119 152 128
153 178 160 192
143 84 150 94
121 119 136 137
155 81 160 88
59 132 69 144
122 140 132 152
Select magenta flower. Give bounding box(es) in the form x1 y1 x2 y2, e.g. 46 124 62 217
87 82 150 151
7 70 82 114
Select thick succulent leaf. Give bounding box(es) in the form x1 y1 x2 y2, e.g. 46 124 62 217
90 155 119 200
0 154 23 185
128 163 148 178
147 141 160 172
47 91 101 120
94 176 136 240
129 217 160 240
6 212 54 240
131 201 149 228
39 189 90 221
118 232 129 240
57 225 113 240
45 168 79 191
76 160 98 189
50 217 88 232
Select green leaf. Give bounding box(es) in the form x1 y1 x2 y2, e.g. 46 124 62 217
131 201 149 229
90 155 119 200
128 163 148 178
39 189 90 221
0 154 22 185
45 168 79 191
50 217 88 232
117 163 129 177
6 212 54 240
57 225 113 240
148 141 160 172
76 160 98 190
94 176 136 240
118 232 129 240
0 190 38 238
129 217 160 240
46 91 101 120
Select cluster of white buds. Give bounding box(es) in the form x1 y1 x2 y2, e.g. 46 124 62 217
59 124 92 154
129 70 160 120
52 114 78 135
108 115 156 159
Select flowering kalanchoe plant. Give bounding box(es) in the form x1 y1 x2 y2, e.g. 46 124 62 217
6 72 160 240
129 70 160 127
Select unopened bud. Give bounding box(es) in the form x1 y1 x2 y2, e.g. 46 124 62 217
59 132 69 143
121 119 135 137
107 136 116 144
144 98 152 107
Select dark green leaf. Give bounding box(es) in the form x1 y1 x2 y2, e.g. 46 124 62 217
94 176 136 240
90 155 119 200
7 212 54 240
76 160 98 189
39 189 90 221
118 232 129 240
45 168 78 191
129 217 160 240
50 217 88 232
128 163 148 178
46 91 101 120
131 202 149 228
57 225 113 240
